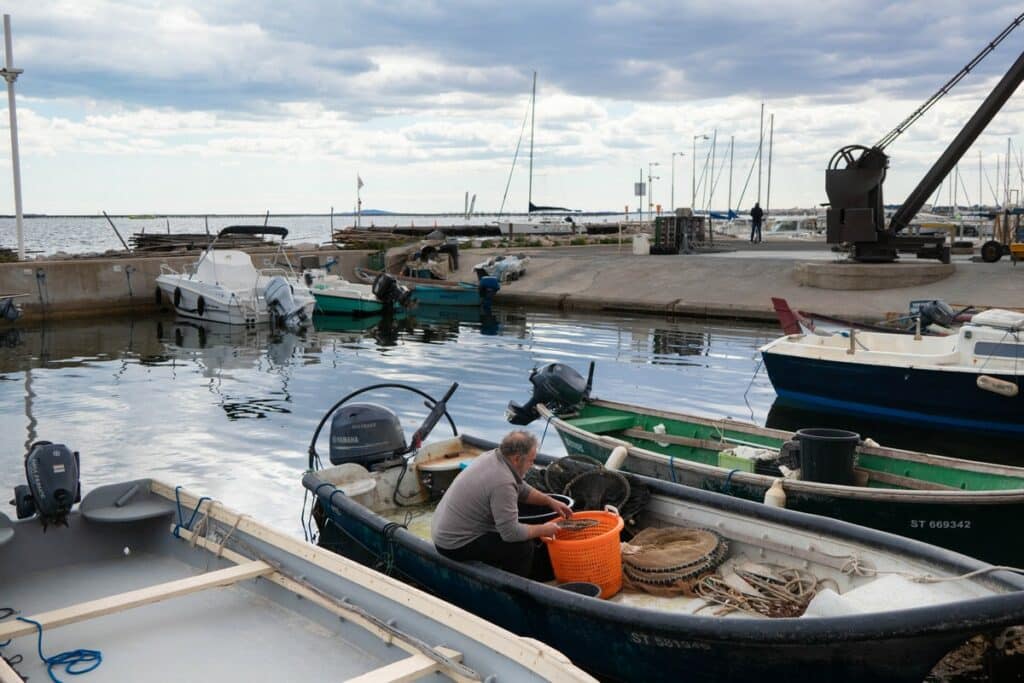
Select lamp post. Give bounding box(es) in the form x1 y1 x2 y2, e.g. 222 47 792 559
670 152 685 213
692 134 708 208
648 162 661 214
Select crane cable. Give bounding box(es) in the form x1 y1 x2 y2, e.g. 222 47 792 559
875 12 1024 150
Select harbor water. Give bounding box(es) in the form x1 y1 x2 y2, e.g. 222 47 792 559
1 307 1015 535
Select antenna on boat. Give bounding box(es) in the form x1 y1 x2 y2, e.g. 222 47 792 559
585 361 595 397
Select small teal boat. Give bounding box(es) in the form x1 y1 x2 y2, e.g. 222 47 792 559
356 267 495 307
310 274 384 315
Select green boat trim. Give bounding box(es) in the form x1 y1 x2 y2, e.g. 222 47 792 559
311 290 384 316
540 398 1024 503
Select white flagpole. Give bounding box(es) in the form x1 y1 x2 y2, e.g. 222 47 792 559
2 15 25 260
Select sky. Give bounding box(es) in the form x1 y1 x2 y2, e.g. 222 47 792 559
1 1 1024 214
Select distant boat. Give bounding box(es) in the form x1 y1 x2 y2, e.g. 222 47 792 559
761 308 1024 435
496 72 578 236
155 226 314 329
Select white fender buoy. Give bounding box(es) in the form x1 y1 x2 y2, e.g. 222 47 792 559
606 446 628 472
764 479 787 508
977 375 1019 398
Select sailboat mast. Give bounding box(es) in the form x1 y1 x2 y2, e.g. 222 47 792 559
528 71 536 212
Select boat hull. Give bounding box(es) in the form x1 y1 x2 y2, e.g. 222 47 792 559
312 291 384 315
409 283 480 307
762 350 1024 435
304 436 1024 683
554 422 1024 566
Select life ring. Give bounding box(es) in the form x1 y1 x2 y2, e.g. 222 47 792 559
196 296 206 317
154 287 162 306
173 287 182 307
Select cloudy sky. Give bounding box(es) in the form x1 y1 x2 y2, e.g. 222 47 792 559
1 0 1024 214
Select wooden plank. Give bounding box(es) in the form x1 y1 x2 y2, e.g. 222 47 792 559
0 656 25 683
622 427 728 452
175 527 475 683
862 468 958 491
346 648 462 683
0 561 271 641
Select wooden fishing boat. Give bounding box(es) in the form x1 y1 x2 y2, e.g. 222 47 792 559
299 382 1024 683
761 308 1024 435
0 466 590 682
355 267 493 307
507 362 1024 566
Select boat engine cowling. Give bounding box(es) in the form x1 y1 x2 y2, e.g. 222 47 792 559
12 441 81 529
507 362 593 425
329 403 409 468
372 273 413 309
265 276 308 330
917 300 957 329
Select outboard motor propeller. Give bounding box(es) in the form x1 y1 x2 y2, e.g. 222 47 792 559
11 441 81 530
507 361 594 425
372 273 413 310
265 275 308 330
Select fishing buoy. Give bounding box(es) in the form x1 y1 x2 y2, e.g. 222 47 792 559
977 375 1019 398
606 446 628 472
764 479 786 508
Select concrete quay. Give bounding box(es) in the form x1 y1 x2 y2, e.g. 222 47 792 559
0 248 372 322
456 242 1024 323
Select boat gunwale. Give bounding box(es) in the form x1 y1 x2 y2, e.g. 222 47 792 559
544 401 1024 502
304 434 1024 644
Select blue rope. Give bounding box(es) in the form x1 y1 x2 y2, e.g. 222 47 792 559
668 454 677 483
722 468 741 494
172 486 211 538
16 616 101 682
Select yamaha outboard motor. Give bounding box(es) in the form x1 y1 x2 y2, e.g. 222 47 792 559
507 362 594 425
265 275 308 330
11 441 81 529
329 403 408 468
372 273 413 310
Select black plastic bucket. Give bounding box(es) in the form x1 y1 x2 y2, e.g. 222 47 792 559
793 428 860 485
557 581 602 598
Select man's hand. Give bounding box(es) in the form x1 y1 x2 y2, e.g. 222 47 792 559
548 495 573 520
534 520 561 540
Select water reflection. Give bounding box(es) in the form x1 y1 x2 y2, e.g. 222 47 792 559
0 310 777 533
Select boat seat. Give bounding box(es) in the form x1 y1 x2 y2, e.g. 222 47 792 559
0 511 12 546
80 479 177 523
567 414 637 434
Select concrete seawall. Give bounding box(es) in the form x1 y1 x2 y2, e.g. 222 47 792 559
0 249 372 322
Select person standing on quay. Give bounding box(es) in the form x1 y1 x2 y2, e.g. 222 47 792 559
750 202 764 243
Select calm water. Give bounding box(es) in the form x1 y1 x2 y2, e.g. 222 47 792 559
1 308 1013 538
0 309 777 534
0 213 624 257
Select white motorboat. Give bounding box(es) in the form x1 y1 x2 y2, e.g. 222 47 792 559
156 226 315 329
761 308 1024 435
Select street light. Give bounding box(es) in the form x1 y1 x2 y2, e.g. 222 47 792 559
648 162 661 213
670 152 685 213
692 134 708 208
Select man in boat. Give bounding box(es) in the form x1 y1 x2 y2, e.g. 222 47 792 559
431 430 572 577
750 202 764 243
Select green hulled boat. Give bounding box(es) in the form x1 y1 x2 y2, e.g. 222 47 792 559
509 363 1024 566
310 275 384 315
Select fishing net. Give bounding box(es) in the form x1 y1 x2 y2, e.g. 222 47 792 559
526 454 651 525
620 527 729 596
694 563 820 618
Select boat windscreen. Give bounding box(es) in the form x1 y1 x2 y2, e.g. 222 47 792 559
217 225 289 239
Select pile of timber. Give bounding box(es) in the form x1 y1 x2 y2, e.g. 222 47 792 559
129 232 273 252
331 229 411 247
0 247 15 263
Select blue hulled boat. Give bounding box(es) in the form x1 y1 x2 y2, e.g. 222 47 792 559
761 308 1024 435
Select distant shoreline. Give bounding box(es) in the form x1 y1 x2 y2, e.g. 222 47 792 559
0 211 627 219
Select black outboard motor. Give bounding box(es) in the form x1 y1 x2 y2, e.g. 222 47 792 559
372 273 413 310
917 299 957 329
507 361 594 425
11 441 81 529
329 403 408 468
